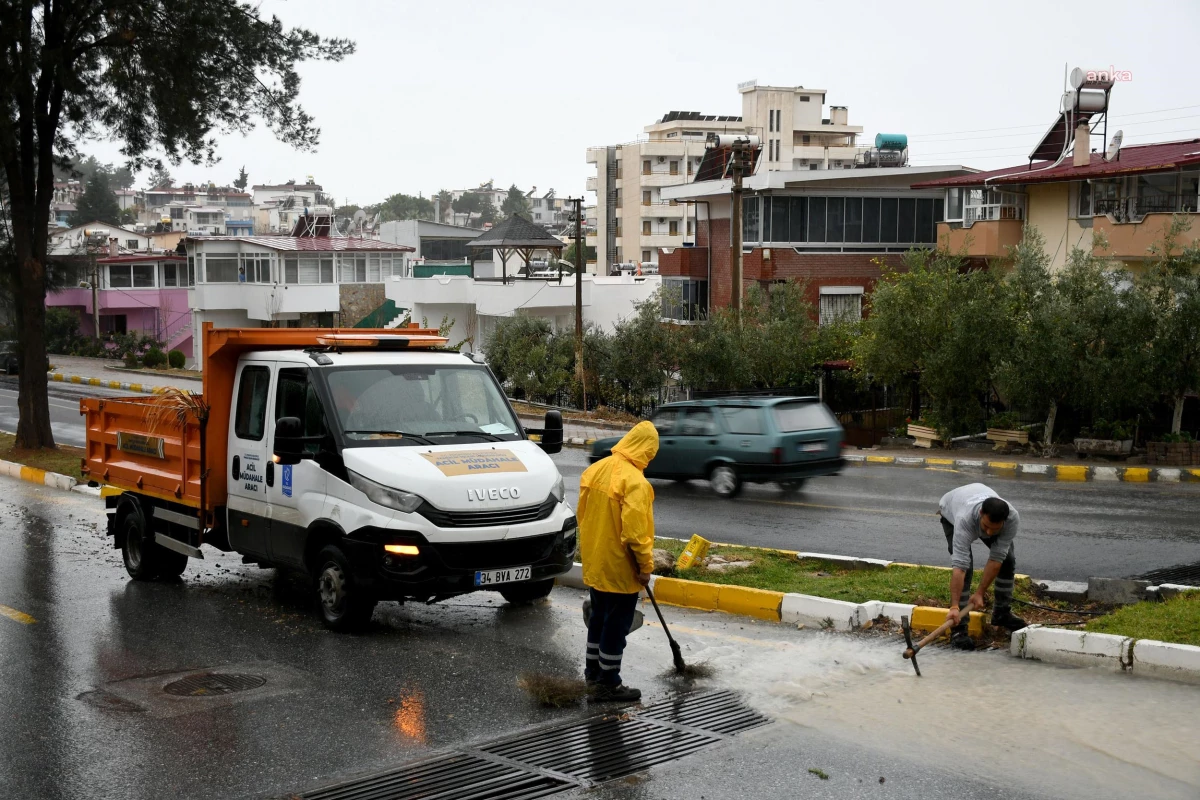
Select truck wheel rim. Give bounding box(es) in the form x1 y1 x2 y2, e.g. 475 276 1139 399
126 527 142 569
711 467 735 495
318 563 347 616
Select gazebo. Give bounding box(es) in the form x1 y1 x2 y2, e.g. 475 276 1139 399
466 215 565 283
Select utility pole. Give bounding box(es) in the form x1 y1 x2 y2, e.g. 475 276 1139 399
90 250 100 340
570 197 586 411
730 152 744 318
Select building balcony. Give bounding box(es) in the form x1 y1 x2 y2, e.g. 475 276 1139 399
791 144 864 162
640 202 686 217
641 233 685 249
657 245 708 279
1092 212 1200 260
586 176 597 192
641 141 687 158
936 219 1024 258
640 171 690 187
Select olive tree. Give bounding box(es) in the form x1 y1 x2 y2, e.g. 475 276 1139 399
1140 216 1200 433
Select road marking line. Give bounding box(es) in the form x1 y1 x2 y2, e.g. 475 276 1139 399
751 498 937 517
925 467 960 473
0 604 36 624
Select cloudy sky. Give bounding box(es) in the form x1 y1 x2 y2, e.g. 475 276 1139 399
85 0 1200 206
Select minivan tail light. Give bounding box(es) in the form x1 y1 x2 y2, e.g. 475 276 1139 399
772 446 783 464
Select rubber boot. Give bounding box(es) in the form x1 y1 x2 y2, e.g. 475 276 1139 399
949 623 976 651
589 683 642 703
991 608 1028 632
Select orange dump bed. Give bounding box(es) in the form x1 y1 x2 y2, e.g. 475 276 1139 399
82 323 444 516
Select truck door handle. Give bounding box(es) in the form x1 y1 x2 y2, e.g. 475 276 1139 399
231 455 240 480
266 461 274 487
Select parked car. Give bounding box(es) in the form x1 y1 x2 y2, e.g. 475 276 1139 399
0 341 20 374
589 397 844 498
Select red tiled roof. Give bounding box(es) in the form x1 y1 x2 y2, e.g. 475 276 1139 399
97 253 186 263
187 236 414 252
912 138 1200 188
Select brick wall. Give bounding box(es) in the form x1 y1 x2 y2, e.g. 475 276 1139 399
659 217 907 309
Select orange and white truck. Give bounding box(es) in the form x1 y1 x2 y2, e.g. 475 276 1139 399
81 324 572 630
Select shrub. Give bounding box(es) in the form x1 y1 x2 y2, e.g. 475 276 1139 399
122 351 140 368
167 349 185 369
988 411 1021 430
142 346 167 369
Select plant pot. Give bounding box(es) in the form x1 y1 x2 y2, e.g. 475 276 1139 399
1073 438 1133 457
906 424 941 449
1146 441 1198 466
986 428 1029 445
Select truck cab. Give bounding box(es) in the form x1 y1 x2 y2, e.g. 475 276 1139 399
84 328 574 631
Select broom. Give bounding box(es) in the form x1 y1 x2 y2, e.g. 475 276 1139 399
633 549 714 680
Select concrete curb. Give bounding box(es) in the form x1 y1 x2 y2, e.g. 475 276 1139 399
1010 625 1200 685
0 458 78 492
842 452 1200 483
48 370 172 395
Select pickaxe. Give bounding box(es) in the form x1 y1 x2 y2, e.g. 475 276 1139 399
901 609 967 676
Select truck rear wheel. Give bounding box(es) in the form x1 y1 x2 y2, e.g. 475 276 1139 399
314 545 376 632
121 511 161 580
157 548 189 579
499 578 555 605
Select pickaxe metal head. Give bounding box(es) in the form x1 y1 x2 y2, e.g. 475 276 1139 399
901 615 921 677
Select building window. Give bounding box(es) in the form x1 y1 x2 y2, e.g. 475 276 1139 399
945 188 964 221
669 220 679 236
669 160 679 176
203 256 239 283
800 95 810 102
642 220 652 236
643 159 651 175
642 250 652 262
240 252 270 283
802 134 811 145
819 288 863 325
642 190 652 206
99 314 127 334
340 252 367 283
687 160 693 175
662 278 708 322
284 256 299 284
687 219 694 236
126 239 139 249
163 263 177 286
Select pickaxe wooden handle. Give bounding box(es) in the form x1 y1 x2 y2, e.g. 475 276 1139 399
901 607 968 677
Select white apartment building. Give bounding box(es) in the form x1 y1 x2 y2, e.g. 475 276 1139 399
586 83 869 270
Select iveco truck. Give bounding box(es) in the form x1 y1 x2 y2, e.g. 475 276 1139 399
81 324 573 630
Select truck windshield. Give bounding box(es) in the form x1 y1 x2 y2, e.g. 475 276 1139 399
326 364 522 445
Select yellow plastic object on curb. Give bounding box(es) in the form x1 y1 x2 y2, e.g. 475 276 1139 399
910 605 984 638
675 534 711 570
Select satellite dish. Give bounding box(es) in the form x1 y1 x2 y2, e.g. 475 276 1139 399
1070 67 1085 90
352 209 367 226
1105 130 1124 162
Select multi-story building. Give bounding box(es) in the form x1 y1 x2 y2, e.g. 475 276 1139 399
586 83 870 271
49 222 151 257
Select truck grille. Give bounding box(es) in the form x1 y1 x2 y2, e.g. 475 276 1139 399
417 496 557 529
434 532 559 570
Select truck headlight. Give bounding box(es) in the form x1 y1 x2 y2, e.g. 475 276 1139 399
347 470 425 514
550 474 566 503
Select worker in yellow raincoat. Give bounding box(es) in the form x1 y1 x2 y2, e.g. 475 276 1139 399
578 420 659 702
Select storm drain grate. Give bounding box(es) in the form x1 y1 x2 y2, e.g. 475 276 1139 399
1134 562 1200 587
162 672 266 697
291 691 767 798
302 753 569 800
636 689 770 736
481 716 717 784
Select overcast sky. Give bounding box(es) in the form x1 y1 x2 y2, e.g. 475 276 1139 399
84 0 1200 206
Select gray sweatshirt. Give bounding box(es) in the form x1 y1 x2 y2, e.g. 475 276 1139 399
938 483 1018 571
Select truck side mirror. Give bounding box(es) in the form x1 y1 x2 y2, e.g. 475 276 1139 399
539 410 563 455
273 416 304 465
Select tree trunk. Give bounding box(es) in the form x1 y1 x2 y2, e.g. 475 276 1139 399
1172 395 1185 435
910 375 921 421
15 256 55 449
1044 401 1058 453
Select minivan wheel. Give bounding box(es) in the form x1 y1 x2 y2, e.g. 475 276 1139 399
315 545 376 632
709 464 742 498
499 578 555 605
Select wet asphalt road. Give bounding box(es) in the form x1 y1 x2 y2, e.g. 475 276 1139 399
551 450 1200 582
1 477 1198 800
0 376 133 447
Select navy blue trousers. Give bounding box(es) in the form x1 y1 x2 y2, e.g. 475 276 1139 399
584 588 639 687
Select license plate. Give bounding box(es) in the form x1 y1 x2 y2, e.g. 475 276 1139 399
474 566 532 586
800 442 826 453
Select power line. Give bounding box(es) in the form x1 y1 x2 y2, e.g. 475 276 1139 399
858 102 1200 140
913 126 1200 159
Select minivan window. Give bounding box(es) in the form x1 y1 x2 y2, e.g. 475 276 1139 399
651 408 678 434
773 402 839 432
719 406 763 435
679 407 717 436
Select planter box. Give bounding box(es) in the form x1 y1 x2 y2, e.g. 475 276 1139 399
1074 438 1133 457
1146 441 1200 467
906 424 941 449
987 428 1029 445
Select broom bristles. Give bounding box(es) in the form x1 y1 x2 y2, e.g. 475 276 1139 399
517 673 591 708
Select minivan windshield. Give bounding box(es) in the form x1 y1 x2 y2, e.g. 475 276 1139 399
326 364 522 444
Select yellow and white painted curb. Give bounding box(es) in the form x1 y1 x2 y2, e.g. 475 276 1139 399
48 371 172 395
843 452 1199 483
0 458 99 496
1012 626 1200 685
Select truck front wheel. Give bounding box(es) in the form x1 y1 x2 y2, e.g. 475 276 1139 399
314 545 376 632
121 511 161 581
499 578 555 605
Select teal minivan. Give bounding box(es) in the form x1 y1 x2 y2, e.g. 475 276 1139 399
589 396 845 498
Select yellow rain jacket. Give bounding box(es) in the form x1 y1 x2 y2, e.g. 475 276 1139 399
578 420 659 594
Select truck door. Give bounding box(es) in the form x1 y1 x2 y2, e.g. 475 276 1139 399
227 361 274 558
267 367 331 568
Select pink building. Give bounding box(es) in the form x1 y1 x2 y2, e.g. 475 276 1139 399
47 252 195 357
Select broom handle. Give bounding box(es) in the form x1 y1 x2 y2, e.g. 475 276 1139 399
627 547 677 644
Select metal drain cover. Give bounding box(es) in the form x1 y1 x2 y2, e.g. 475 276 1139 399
636 689 770 736
303 753 568 800
1134 562 1200 587
163 672 266 697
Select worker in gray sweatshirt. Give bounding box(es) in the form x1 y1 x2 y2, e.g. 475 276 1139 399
938 483 1028 650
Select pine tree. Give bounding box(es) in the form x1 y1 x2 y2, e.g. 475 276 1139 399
70 172 123 227
233 165 249 191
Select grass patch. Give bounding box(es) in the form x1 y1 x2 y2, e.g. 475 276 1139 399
509 400 638 427
0 432 85 480
652 537 1042 608
1086 592 1200 647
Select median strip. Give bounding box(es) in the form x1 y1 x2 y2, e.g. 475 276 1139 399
843 452 1200 483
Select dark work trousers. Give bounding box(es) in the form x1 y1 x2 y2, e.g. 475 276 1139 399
584 587 640 687
939 516 1017 634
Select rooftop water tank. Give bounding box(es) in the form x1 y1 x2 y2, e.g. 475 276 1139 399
875 133 908 151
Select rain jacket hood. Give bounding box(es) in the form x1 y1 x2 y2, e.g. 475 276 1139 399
611 421 660 470
577 421 659 594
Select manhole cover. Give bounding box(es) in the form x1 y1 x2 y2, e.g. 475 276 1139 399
163 672 266 697
1133 562 1200 587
